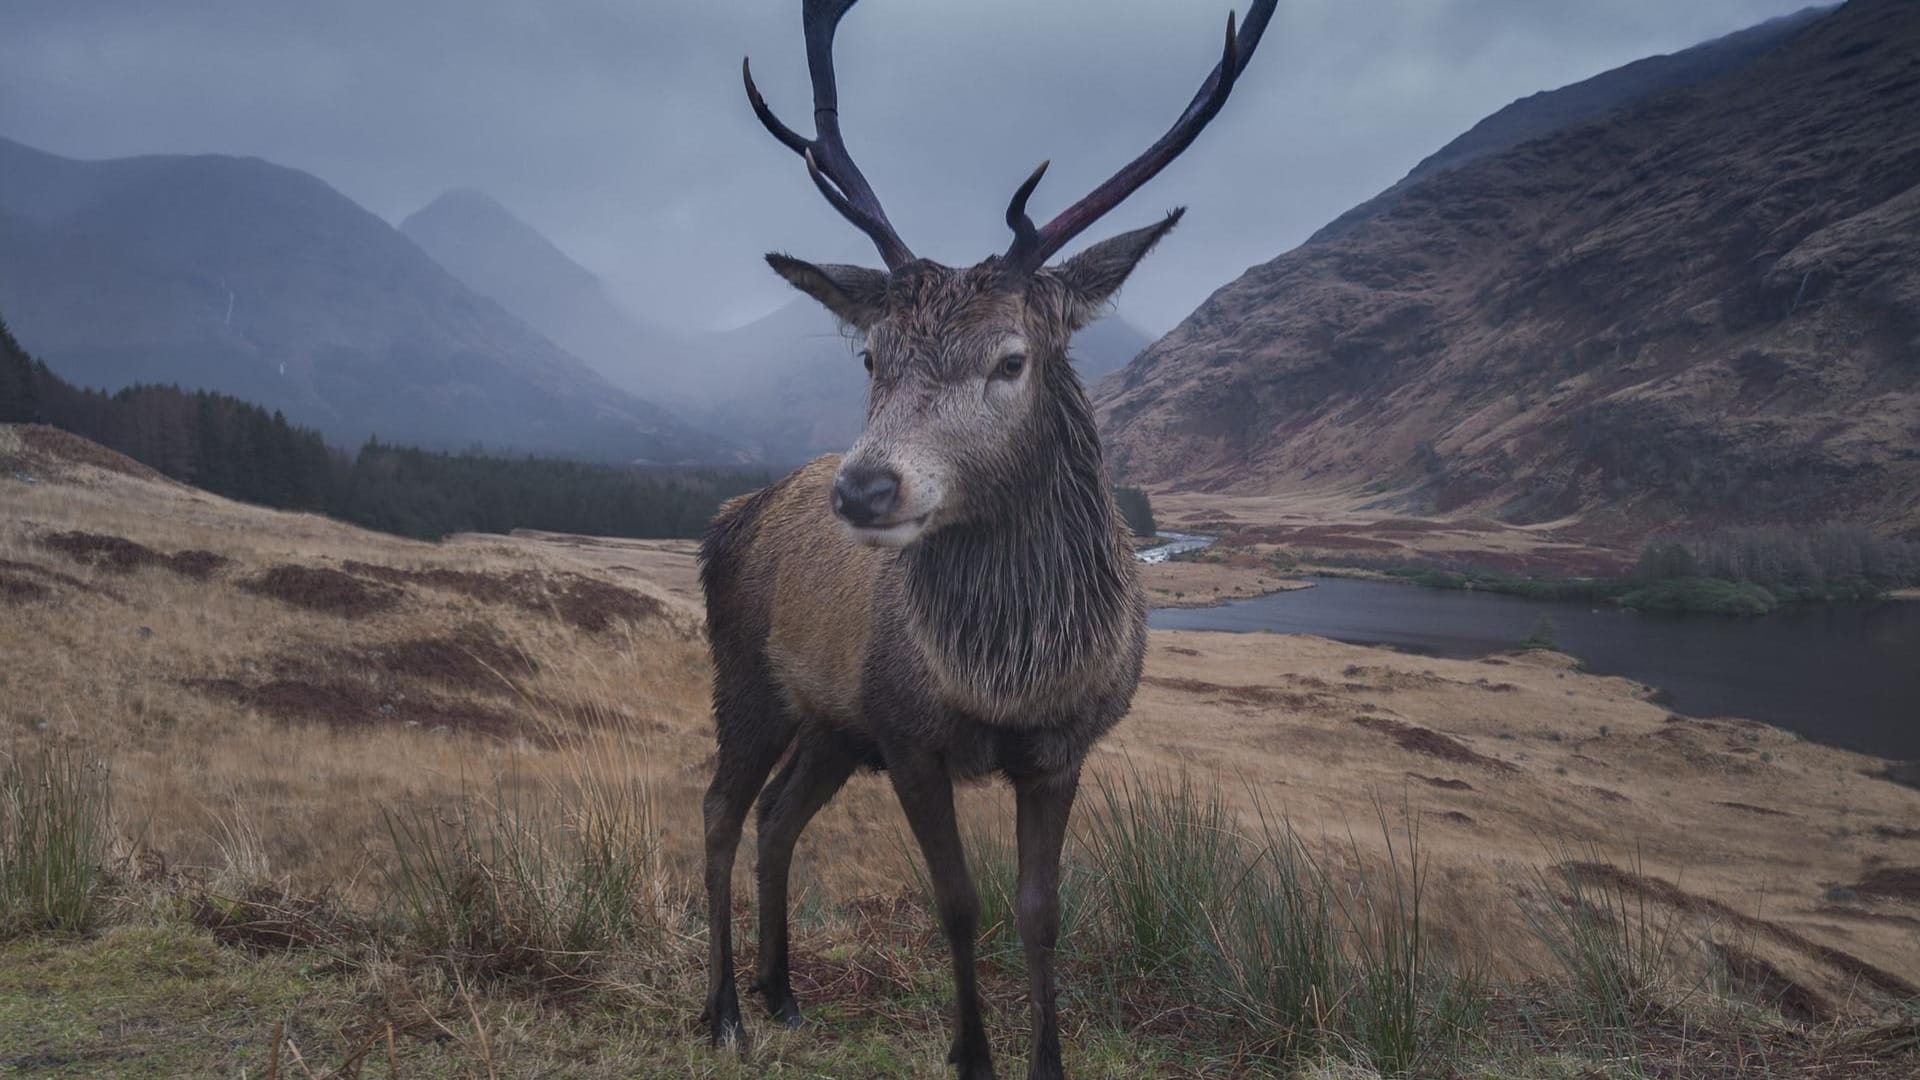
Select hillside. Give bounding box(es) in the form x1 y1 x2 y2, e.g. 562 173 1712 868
0 138 738 464
3 424 1917 1074
1098 0 1920 542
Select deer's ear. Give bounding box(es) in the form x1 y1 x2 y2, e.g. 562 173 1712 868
1053 210 1183 330
766 254 890 329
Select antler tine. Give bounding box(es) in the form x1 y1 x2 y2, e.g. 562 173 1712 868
744 0 915 270
1003 160 1051 270
1003 0 1279 274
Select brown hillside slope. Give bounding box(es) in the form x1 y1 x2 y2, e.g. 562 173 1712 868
1098 0 1920 543
6 422 1919 1028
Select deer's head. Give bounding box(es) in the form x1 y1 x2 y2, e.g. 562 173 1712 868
748 0 1276 547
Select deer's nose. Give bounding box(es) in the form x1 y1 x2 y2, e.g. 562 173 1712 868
832 466 901 526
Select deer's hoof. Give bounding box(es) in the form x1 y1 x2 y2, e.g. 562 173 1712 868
703 990 747 1051
947 1035 996 1079
767 994 804 1028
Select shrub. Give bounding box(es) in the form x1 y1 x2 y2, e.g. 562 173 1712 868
1635 526 1920 599
1522 614 1561 650
1 747 111 937
1618 577 1775 616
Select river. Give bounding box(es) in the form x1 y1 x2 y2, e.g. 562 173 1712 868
1149 576 1920 761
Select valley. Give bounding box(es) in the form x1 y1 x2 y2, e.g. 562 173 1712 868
3 424 1917 1075
2 1 1918 1075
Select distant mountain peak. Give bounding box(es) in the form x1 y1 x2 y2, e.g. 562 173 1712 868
402 188 599 293
399 186 709 408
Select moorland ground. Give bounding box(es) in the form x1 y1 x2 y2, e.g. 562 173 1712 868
2 423 1917 1077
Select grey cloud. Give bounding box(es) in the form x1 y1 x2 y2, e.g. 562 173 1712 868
1 0 1816 333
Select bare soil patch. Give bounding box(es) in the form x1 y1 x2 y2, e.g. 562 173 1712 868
549 575 661 633
188 676 521 737
1852 867 1920 903
164 549 228 580
1712 942 1828 1022
240 565 399 618
338 560 660 632
0 573 50 604
1139 674 1323 712
356 627 525 687
341 560 525 604
1717 801 1791 817
0 556 121 603
37 530 228 580
1408 773 1475 791
1350 714 1519 772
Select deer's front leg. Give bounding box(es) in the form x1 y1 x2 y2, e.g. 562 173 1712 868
887 749 995 1080
1014 763 1081 1080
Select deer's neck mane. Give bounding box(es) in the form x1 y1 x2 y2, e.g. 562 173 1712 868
898 366 1142 724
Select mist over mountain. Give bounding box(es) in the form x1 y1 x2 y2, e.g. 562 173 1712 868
0 138 738 464
396 187 1156 465
399 189 706 406
1098 0 1920 541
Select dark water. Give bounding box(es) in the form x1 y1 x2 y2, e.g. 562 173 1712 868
1149 577 1920 761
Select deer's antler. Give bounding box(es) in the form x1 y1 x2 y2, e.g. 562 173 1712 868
744 0 915 270
1003 1 1279 274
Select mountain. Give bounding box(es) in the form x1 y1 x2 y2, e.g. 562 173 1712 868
0 138 738 463
1312 6 1832 244
698 300 867 464
396 188 1156 464
1073 315 1154 386
398 189 705 406
1097 0 1920 541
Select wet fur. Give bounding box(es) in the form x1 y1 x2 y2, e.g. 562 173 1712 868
697 237 1168 1078
700 260 1146 777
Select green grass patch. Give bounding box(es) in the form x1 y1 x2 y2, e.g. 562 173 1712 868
1 748 110 938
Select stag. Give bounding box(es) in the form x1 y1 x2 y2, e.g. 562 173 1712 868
699 2 1277 1075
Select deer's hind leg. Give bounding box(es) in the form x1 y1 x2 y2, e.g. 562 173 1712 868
701 659 795 1049
751 729 860 1025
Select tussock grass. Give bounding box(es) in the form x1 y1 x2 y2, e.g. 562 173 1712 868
1522 847 1685 1033
380 762 671 990
909 769 1484 1074
0 746 110 937
1082 768 1244 986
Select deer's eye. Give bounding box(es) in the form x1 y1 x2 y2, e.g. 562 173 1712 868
996 353 1026 380
860 349 873 374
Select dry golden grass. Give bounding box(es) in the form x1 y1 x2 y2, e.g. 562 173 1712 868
1146 487 1624 576
5 424 1919 1067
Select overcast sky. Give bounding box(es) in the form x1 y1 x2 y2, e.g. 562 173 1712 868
2 0 1817 334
